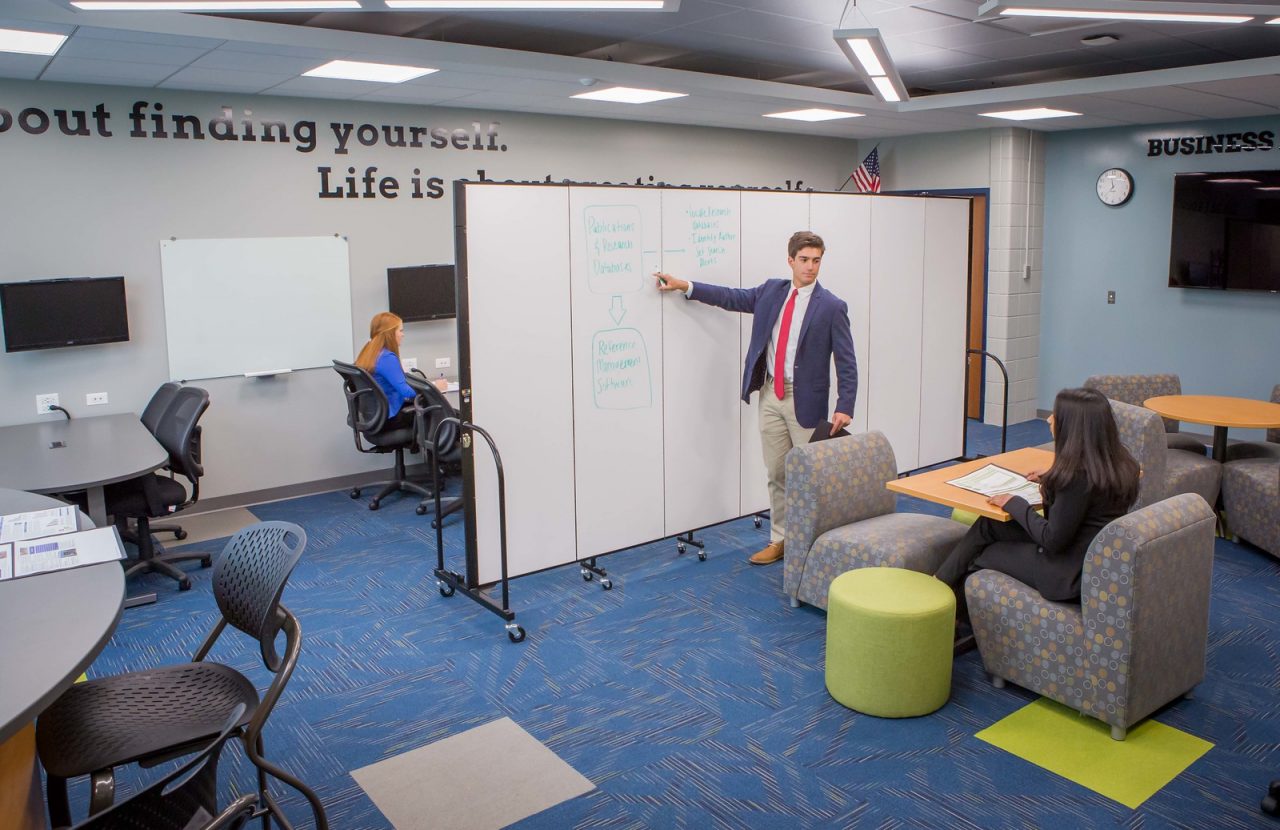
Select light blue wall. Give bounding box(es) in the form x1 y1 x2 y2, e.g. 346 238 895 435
1041 116 1280 433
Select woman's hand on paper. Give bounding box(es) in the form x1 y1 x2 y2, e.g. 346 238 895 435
1025 468 1047 483
987 493 1014 509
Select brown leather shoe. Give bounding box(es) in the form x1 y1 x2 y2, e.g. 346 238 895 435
749 541 784 565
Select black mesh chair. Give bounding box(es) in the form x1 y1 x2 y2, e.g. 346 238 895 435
333 359 432 511
408 374 465 527
140 381 194 543
107 385 211 591
62 704 257 830
37 522 329 830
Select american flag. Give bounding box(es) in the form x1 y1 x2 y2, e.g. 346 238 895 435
853 146 881 193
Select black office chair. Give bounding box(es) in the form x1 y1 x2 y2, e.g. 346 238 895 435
106 385 212 591
408 373 465 527
333 359 433 511
140 381 194 542
61 704 257 830
37 522 328 830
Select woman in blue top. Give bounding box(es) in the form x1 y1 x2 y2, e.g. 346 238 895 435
355 311 417 429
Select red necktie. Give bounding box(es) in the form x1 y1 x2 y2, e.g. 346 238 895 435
774 288 798 400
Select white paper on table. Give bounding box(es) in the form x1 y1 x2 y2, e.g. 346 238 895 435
946 464 1043 507
0 505 79 543
12 527 125 579
0 543 12 581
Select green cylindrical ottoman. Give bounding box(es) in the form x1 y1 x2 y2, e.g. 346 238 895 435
825 567 956 717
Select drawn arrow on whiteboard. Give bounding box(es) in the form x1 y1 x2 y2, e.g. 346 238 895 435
609 295 626 326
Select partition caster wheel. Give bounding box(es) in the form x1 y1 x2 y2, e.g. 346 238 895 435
350 488 361 499
437 580 455 598
581 568 593 581
175 529 189 540
601 579 612 590
368 500 380 511
698 551 707 562
753 517 761 529
507 624 526 643
179 578 192 591
430 519 441 530
677 541 686 554
415 505 427 516
200 555 212 568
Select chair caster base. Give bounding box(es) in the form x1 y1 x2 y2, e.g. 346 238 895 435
179 578 192 591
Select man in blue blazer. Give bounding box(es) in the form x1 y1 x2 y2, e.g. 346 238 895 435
656 231 858 565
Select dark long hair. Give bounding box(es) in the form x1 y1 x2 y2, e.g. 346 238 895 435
1040 387 1141 509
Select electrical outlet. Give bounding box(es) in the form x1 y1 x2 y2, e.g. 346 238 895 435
435 357 451 369
36 393 59 415
402 357 418 371
86 392 109 406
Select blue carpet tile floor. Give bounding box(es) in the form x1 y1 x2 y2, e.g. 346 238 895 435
70 419 1280 829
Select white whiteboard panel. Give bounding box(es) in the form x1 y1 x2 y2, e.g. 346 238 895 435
919 199 970 468
661 190 744 534
464 186 577 583
160 236 352 381
868 197 926 472
569 187 666 558
809 194 872 435
738 192 809 516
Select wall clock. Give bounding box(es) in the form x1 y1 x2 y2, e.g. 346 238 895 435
1097 168 1134 206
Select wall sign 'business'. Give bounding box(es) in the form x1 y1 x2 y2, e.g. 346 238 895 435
1145 129 1275 157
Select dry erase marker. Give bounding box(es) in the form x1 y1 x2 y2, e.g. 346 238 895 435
655 272 669 285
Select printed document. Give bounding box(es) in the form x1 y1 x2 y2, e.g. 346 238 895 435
0 505 78 543
946 464 1042 506
10 527 125 580
0 543 11 581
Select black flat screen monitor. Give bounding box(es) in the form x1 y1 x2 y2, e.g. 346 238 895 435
0 276 130 352
1170 169 1280 293
387 265 456 322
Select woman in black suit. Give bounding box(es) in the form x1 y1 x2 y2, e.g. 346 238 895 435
934 387 1141 613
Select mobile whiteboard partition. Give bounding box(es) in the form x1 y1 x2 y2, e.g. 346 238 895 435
456 183 969 586
160 236 353 381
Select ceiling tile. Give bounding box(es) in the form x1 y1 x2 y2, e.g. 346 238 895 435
158 66 289 93
1184 75 1280 108
357 85 478 105
193 47 325 75
1096 86 1277 119
58 36 211 67
41 56 179 85
0 53 51 80
70 26 223 49
263 76 390 97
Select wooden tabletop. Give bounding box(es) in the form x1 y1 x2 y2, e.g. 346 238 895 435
1144 395 1280 429
886 447 1054 522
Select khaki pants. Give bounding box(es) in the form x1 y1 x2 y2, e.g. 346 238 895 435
759 378 812 544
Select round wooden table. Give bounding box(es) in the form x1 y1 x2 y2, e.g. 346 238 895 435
1145 394 1280 463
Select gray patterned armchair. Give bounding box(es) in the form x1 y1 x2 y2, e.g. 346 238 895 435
1108 399 1169 510
1225 384 1280 463
1085 374 1206 454
965 493 1216 741
1105 397 1219 509
1222 458 1280 558
782 431 967 609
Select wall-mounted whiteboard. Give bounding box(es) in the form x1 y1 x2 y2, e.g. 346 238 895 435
458 184 969 585
160 236 353 381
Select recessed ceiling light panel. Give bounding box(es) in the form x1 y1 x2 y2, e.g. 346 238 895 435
303 59 438 83
72 0 360 8
980 107 1081 120
0 27 67 56
385 0 670 7
977 0 1255 24
571 86 687 103
763 108 863 122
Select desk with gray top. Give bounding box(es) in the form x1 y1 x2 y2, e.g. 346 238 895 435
0 489 123 830
0 413 169 526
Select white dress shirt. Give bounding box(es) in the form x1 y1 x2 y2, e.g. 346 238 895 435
684 280 814 383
